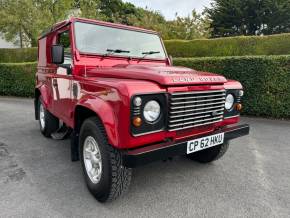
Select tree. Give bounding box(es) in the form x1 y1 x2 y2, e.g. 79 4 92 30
166 10 211 40
0 0 211 47
36 0 75 23
0 0 43 47
96 0 138 25
127 8 169 36
0 0 76 47
128 9 210 40
73 0 105 19
262 0 290 35
205 0 290 37
0 0 106 47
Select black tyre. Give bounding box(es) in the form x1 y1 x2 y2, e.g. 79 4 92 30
186 142 229 163
79 117 132 202
38 97 59 137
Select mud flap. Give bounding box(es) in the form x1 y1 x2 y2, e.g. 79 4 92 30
71 130 80 161
34 98 39 120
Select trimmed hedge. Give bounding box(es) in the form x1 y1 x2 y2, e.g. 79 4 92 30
0 62 36 97
0 48 38 63
1 56 290 119
2 33 290 62
174 56 290 119
165 33 290 58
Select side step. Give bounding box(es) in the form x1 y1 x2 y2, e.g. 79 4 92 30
51 123 72 140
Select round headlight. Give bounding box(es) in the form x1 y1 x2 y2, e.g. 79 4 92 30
225 94 235 110
143 100 161 122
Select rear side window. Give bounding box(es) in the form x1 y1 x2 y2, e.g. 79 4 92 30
38 37 47 67
58 31 72 65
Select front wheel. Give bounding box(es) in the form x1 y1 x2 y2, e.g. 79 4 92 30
186 142 229 163
79 117 132 202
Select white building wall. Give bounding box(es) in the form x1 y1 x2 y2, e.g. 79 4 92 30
0 36 19 48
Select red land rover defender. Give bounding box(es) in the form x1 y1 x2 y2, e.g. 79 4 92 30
35 17 249 202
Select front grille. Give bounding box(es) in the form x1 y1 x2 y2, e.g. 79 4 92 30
168 90 226 131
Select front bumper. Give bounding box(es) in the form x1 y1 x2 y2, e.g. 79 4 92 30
122 124 250 168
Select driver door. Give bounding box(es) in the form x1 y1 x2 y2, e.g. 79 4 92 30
51 28 74 125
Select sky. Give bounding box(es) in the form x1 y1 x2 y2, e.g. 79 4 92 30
123 0 212 20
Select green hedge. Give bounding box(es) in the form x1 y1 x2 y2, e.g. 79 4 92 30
165 33 290 58
0 62 36 97
174 56 290 118
2 33 290 62
1 56 290 118
0 48 38 63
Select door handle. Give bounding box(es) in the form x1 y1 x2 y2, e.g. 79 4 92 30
53 79 58 87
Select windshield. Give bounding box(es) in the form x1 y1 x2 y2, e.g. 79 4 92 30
74 22 166 59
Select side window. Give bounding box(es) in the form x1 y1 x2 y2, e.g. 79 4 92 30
58 31 71 65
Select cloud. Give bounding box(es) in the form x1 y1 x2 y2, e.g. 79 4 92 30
123 0 212 20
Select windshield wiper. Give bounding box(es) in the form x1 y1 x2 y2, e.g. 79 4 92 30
137 51 161 62
142 51 160 56
106 49 130 55
100 49 131 60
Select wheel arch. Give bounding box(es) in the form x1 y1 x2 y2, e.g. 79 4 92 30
71 101 120 162
34 85 51 120
74 105 102 136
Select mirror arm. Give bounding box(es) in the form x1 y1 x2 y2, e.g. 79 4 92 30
168 55 173 66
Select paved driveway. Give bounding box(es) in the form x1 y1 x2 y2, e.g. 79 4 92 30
0 97 290 218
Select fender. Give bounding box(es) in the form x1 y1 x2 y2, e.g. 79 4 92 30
224 80 243 90
34 84 52 120
36 84 51 108
75 95 121 148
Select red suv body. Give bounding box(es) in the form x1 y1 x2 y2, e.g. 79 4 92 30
35 17 249 202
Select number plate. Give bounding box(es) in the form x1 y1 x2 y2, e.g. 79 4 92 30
187 133 224 154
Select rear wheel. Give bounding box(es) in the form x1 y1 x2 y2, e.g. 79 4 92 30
186 142 229 163
38 97 59 137
79 117 132 202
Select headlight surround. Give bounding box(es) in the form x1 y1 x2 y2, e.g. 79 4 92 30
143 100 161 123
225 94 235 110
131 93 166 136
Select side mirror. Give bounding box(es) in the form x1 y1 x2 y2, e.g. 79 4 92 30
51 45 64 64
